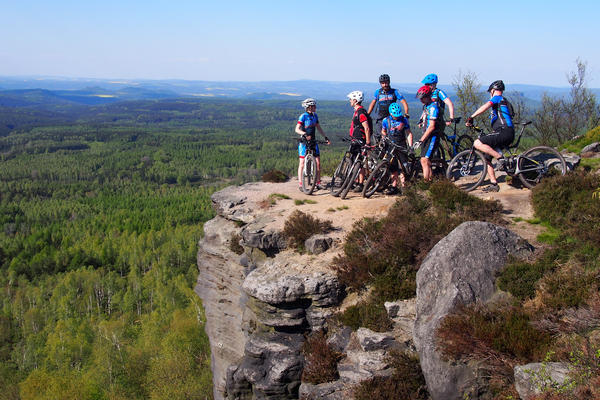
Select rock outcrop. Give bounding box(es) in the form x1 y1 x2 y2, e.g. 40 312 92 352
413 221 534 400
196 182 399 399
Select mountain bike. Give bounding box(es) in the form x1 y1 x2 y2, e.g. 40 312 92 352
295 137 328 195
362 137 447 198
437 117 474 161
330 135 364 197
339 142 374 200
446 122 568 191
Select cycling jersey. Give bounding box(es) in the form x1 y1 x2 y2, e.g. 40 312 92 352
423 102 440 136
382 116 410 147
350 106 371 140
431 88 448 111
373 88 405 118
297 112 319 137
489 96 514 130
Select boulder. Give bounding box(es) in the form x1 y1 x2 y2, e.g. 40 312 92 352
356 328 402 352
581 142 600 154
413 221 534 400
305 234 333 255
514 362 572 399
243 262 341 307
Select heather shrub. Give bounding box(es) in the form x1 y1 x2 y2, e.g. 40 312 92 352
534 262 599 310
262 169 288 183
281 210 332 251
228 232 244 255
532 171 600 244
354 350 427 400
437 300 554 379
336 297 392 332
301 332 343 385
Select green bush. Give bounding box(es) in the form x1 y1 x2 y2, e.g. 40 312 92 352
336 297 392 332
281 210 332 251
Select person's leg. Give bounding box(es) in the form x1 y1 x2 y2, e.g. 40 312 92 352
315 156 321 183
474 139 502 159
298 158 304 186
421 157 432 181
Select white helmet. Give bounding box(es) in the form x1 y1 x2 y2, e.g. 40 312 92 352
347 91 364 103
302 98 316 109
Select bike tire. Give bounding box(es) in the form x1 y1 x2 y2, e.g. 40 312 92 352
517 146 567 189
456 135 474 156
302 154 317 195
363 160 390 198
340 161 362 200
446 149 488 192
330 156 352 197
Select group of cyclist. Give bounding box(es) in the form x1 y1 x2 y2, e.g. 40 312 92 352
295 73 515 194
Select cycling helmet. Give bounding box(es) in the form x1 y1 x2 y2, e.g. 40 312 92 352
421 74 438 84
379 74 390 83
416 85 433 99
487 80 505 92
302 98 316 109
347 91 364 103
388 103 402 118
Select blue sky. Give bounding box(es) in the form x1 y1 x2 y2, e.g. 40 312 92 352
1 0 599 87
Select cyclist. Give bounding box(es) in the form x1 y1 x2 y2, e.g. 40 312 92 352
295 98 330 191
465 80 514 193
414 85 440 182
367 74 409 142
348 91 372 192
381 103 413 195
420 73 455 128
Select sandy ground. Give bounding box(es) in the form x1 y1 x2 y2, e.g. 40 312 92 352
241 172 542 251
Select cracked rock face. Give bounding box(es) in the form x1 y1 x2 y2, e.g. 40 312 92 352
413 221 534 400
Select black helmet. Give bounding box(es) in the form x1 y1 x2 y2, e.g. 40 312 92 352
487 80 505 92
379 74 390 83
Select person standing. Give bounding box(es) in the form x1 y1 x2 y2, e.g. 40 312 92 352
348 91 372 192
367 74 409 142
295 98 330 191
381 103 413 195
420 73 455 128
465 80 515 193
414 86 440 182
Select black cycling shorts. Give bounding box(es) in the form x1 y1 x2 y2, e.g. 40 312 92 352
479 126 514 161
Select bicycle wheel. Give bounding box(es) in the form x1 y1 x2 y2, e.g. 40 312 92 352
517 146 567 189
446 149 488 192
456 135 474 156
330 156 352 197
363 160 390 198
302 154 317 194
340 161 362 200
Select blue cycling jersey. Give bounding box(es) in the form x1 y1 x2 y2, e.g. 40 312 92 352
489 96 513 130
431 88 448 111
424 102 440 135
373 89 405 118
297 112 319 136
382 116 410 143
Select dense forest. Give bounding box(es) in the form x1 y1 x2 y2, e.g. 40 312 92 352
0 98 354 399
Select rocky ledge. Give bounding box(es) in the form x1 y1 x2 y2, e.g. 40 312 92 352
197 180 544 400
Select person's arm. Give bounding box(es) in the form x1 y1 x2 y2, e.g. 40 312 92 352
367 99 377 115
466 101 492 125
295 122 305 136
362 120 371 145
420 119 437 142
400 98 409 118
444 98 455 126
406 129 413 147
316 123 330 144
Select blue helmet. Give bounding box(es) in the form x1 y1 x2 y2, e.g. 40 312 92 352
421 74 438 84
388 103 402 118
